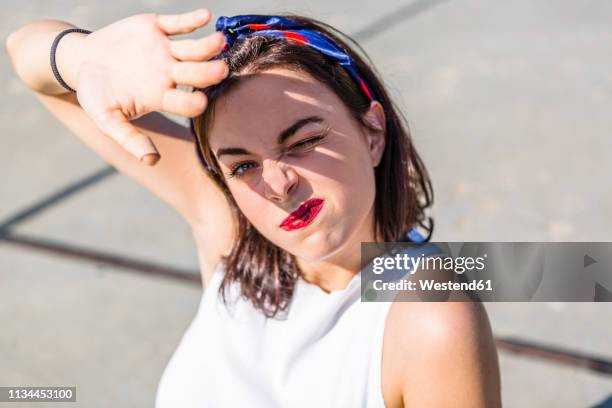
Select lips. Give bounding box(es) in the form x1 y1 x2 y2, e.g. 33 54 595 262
279 198 324 231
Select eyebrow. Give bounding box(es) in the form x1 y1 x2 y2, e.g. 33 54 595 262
215 116 324 160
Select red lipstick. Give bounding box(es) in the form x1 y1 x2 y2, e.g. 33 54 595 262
279 198 324 231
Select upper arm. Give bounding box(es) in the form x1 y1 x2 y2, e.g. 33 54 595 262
385 301 501 408
34 91 213 224
33 91 236 271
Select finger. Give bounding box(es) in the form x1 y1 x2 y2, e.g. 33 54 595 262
170 59 228 88
156 8 212 36
161 89 208 118
169 32 226 61
94 109 161 165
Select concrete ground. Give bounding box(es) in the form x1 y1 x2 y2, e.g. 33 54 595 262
1 0 611 407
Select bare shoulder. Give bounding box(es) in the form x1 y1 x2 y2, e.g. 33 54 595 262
382 301 501 408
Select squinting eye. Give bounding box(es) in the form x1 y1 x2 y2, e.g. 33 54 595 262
289 135 325 150
290 136 324 151
226 134 327 179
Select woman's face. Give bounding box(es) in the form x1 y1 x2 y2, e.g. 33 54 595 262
207 67 386 263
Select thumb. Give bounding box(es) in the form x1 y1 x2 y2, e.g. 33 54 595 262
95 109 160 165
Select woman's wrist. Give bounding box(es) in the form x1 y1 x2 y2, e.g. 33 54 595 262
54 29 89 93
6 20 88 95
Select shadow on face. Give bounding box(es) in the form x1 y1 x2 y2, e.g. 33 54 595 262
205 67 380 260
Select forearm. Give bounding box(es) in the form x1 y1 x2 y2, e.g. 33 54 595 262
6 20 88 95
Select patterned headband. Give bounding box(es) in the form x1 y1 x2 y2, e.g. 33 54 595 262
191 14 377 173
215 15 377 102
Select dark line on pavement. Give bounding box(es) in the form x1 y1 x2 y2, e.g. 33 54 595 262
3 233 612 377
0 166 117 234
496 337 612 376
0 0 451 272
0 231 201 286
352 0 451 42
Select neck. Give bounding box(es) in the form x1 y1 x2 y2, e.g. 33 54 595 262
296 207 386 294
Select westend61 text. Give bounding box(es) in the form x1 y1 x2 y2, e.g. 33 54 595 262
372 279 493 292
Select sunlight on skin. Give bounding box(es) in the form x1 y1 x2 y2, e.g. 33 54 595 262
283 90 335 113
206 67 387 292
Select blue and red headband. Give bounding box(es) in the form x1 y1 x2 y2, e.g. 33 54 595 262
191 14 377 172
214 15 376 102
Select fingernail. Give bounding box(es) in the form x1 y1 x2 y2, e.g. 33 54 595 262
140 153 160 166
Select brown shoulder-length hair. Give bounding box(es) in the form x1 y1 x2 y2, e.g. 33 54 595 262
190 14 434 318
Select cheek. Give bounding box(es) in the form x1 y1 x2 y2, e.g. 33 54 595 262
231 185 266 218
337 144 378 210
327 138 376 190
230 183 287 236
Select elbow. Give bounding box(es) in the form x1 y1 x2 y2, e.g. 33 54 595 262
6 30 18 60
5 29 25 89
6 19 69 52
6 26 28 71
5 24 44 92
6 23 29 56
6 20 74 94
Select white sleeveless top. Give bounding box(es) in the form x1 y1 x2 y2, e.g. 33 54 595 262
155 231 433 407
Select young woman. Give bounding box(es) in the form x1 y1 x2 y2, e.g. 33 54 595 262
6 9 501 407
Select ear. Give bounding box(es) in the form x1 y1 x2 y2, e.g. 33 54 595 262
361 100 387 167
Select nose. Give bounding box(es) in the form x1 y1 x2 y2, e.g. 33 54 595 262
262 159 298 203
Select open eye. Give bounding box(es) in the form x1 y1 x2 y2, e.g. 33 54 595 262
227 162 257 179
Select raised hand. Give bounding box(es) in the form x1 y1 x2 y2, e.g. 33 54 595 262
75 9 228 165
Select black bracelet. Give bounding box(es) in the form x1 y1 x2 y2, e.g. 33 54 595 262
50 28 92 93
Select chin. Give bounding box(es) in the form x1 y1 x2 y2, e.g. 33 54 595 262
291 226 349 262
